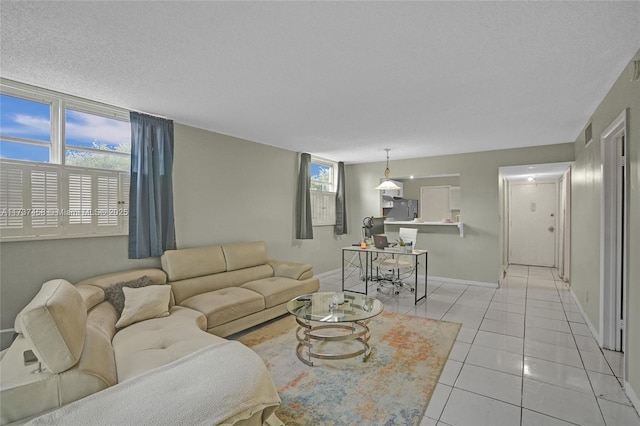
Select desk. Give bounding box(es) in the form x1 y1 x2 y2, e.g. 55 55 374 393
341 246 428 304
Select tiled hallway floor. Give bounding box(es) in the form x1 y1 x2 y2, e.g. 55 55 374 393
318 265 640 426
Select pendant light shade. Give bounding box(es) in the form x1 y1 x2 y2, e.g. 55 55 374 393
375 148 401 190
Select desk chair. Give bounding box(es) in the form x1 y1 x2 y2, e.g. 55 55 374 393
373 227 419 294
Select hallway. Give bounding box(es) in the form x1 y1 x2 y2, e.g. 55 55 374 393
319 265 640 425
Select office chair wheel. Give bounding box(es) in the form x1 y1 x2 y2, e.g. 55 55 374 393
394 290 400 295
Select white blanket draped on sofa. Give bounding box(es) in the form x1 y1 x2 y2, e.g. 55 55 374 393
27 341 282 426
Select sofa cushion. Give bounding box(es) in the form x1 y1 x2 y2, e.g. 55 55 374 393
104 275 153 314
241 277 321 309
180 288 266 329
14 279 87 374
268 259 314 280
116 285 171 329
112 307 225 382
170 265 274 305
75 284 105 311
222 241 268 272
0 330 115 425
76 268 167 289
75 268 174 307
86 301 119 343
161 245 227 281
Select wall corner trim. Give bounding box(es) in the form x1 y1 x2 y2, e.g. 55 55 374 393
570 287 602 346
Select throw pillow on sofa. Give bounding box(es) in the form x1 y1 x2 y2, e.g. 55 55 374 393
104 275 153 314
115 285 171 329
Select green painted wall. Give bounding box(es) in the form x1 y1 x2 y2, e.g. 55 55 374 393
571 49 640 400
0 124 354 348
346 144 574 285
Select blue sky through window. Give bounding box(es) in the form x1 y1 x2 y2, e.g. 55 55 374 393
0 94 51 162
0 95 51 142
311 163 330 181
65 109 130 150
0 140 50 162
1 94 131 163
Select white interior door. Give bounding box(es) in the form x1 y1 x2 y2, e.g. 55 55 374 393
600 110 627 352
509 182 557 267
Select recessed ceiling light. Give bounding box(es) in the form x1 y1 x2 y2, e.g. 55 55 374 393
527 176 535 182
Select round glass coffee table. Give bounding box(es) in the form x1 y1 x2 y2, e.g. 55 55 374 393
286 292 384 366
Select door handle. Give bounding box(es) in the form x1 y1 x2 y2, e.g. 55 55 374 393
548 226 555 232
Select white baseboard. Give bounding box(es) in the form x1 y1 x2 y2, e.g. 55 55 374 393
626 381 640 413
317 269 498 288
428 276 499 288
1 328 15 335
315 269 341 279
568 289 640 414
569 287 602 345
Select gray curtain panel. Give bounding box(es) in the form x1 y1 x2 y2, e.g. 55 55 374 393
128 112 176 259
295 153 313 239
335 161 347 235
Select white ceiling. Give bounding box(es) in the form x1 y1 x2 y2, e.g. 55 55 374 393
1 2 639 164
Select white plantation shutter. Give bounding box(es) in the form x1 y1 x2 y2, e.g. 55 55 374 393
119 172 130 232
0 160 129 239
97 174 119 227
0 167 25 236
31 169 59 229
311 191 336 226
68 173 92 226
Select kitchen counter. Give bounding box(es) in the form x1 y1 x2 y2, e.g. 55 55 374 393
384 220 464 237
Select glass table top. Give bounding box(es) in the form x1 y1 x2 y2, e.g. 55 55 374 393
286 292 384 323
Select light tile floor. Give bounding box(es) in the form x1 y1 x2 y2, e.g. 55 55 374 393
317 265 640 426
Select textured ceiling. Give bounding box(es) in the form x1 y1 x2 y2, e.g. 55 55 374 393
1 1 639 164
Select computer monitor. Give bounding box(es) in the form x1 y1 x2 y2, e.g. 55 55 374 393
363 217 385 238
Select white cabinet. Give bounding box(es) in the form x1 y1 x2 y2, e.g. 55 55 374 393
381 196 394 208
380 180 403 198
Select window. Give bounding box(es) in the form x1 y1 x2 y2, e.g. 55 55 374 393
0 79 131 240
310 157 337 226
0 93 52 163
65 107 131 171
310 161 334 192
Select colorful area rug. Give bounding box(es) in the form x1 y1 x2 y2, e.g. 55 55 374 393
235 311 460 426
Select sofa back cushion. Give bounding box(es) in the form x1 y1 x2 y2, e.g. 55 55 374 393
171 265 274 305
161 246 227 281
222 241 268 271
75 268 173 307
75 284 105 311
14 279 87 374
76 268 167 289
162 242 273 304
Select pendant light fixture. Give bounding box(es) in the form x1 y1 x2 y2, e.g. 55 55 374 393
375 148 401 190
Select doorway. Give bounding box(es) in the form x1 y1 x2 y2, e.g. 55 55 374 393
499 162 573 278
600 110 628 353
509 182 558 267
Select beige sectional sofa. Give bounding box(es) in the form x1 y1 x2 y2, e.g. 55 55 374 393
0 241 320 425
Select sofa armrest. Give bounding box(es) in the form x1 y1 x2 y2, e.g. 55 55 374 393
267 259 313 280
